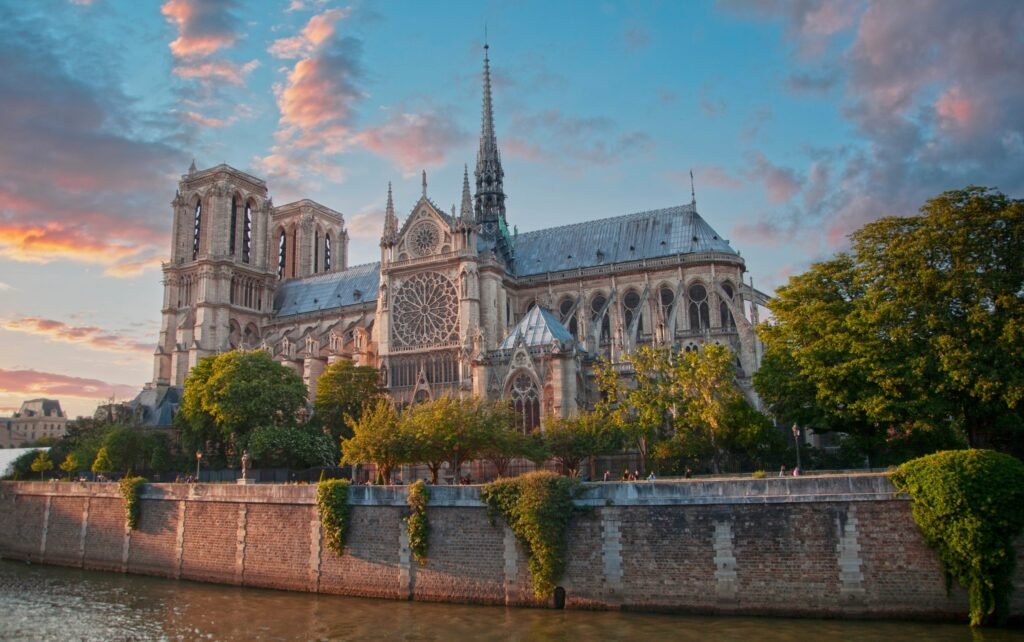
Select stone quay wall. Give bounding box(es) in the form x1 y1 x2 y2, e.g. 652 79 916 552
1 475 1021 619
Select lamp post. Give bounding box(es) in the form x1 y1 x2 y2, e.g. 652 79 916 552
195 451 202 482
791 424 801 473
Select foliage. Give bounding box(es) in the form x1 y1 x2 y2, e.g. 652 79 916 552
59 453 80 481
91 447 115 475
756 187 1024 458
480 420 544 478
751 470 766 479
480 471 581 598
890 450 1024 626
403 397 496 483
118 475 147 530
406 480 430 565
5 450 42 480
313 360 383 442
341 398 407 484
176 350 308 466
248 424 337 469
542 411 622 477
30 451 54 480
316 479 351 555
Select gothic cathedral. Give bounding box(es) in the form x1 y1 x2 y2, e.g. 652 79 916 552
148 45 770 430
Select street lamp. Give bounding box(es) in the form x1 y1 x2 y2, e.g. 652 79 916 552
195 451 202 482
791 424 801 473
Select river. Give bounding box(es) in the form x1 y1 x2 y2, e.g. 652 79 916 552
1 560 1022 641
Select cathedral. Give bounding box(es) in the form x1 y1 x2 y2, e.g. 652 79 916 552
147 45 770 430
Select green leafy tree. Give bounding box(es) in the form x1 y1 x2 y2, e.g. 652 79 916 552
59 453 80 481
249 424 336 469
403 397 494 483
481 416 546 478
176 350 308 466
6 450 41 480
756 187 1024 459
341 398 408 484
313 360 383 441
542 411 622 477
31 451 54 480
91 447 115 477
674 344 745 474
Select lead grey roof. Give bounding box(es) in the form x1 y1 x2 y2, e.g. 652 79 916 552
499 306 576 350
511 204 737 277
273 262 380 317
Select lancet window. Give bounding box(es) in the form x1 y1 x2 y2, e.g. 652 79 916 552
192 199 202 260
325 233 332 271
278 230 286 279
229 196 238 256
688 283 710 331
509 372 541 434
719 283 735 329
242 203 252 263
559 297 578 338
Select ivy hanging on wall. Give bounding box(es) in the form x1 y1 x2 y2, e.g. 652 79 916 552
118 475 147 531
317 479 351 555
480 471 580 598
890 449 1024 627
406 480 430 565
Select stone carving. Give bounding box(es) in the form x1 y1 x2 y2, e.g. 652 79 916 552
392 271 459 348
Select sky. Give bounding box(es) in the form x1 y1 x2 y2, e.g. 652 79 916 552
1 0 1022 419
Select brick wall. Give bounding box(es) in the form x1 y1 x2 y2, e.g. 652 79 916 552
1 476 1021 620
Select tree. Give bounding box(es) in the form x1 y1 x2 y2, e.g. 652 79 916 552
176 350 308 466
313 360 382 441
249 424 336 469
403 397 493 483
59 453 80 481
341 398 408 484
542 411 621 477
756 187 1024 459
5 450 41 480
91 447 114 477
31 451 54 480
673 344 745 474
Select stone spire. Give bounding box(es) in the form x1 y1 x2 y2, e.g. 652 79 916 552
421 170 427 197
460 164 473 222
474 41 508 249
381 182 398 245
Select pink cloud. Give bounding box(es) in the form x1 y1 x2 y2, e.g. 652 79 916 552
1 318 153 353
745 152 803 204
0 368 139 402
173 59 259 85
934 85 976 129
269 7 349 59
161 0 239 58
355 109 468 175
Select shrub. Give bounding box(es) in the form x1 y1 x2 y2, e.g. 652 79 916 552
480 471 580 598
890 450 1024 626
751 470 766 479
316 479 351 555
118 475 147 530
406 480 430 565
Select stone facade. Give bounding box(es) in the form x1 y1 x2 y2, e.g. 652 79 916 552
2 476 1022 619
0 399 67 448
145 46 770 426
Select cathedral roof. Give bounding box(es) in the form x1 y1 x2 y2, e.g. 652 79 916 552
273 262 380 317
511 204 737 277
498 306 576 350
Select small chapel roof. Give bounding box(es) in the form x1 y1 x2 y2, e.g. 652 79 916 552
273 262 380 317
498 306 575 351
511 204 737 277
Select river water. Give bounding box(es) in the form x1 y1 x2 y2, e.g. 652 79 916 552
1 560 1022 641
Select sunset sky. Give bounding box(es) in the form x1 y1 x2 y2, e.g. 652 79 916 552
1 0 1022 418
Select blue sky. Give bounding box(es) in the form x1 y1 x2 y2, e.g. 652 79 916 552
1 0 1022 417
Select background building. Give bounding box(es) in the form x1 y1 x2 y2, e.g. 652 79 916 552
0 399 67 448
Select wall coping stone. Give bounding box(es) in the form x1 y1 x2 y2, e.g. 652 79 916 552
1 473 901 507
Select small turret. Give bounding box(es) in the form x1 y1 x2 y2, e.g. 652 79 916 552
381 182 398 247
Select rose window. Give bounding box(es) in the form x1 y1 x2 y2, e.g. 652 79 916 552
409 222 440 257
392 271 459 347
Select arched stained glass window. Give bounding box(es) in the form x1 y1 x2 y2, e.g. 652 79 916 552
192 199 202 260
325 233 332 271
278 230 286 279
720 283 735 329
243 203 252 263
623 290 641 331
509 372 541 434
560 297 577 338
591 294 611 344
688 283 710 330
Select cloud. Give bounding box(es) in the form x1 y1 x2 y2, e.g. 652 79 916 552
1 318 153 353
744 152 803 204
346 208 385 240
269 7 350 59
623 25 650 50
0 282 11 291
699 83 726 117
257 7 364 190
724 0 1024 254
355 107 469 175
0 9 185 276
0 368 139 402
161 0 240 58
694 165 743 190
172 59 259 85
505 109 653 169
741 105 774 141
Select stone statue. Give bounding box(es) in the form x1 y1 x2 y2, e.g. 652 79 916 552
241 450 250 481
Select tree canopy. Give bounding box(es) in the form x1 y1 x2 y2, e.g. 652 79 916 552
313 360 383 441
176 350 308 465
756 187 1024 459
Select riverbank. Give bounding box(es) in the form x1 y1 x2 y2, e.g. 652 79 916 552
1 475 1021 621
